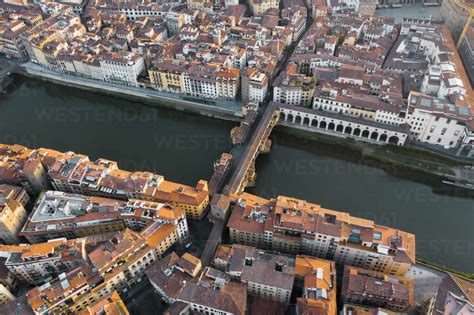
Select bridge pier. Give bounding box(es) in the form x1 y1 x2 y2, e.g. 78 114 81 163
244 161 257 188
259 139 272 153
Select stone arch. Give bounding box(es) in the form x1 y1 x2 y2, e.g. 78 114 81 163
362 130 370 138
295 115 302 124
280 112 286 121
336 124 344 132
319 121 327 129
344 126 352 134
287 113 294 122
353 128 361 136
311 119 318 127
388 136 399 144
379 134 388 142
370 131 379 140
303 117 310 125
328 122 335 131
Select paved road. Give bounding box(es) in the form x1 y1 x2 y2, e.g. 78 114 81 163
406 264 446 306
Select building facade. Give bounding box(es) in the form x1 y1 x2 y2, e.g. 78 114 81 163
227 193 416 277
458 25 474 88
0 185 29 245
0 144 210 219
0 238 87 285
0 258 17 306
213 244 295 304
20 191 189 245
278 105 409 146
341 266 414 312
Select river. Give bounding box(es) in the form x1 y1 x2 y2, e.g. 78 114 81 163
1 76 472 274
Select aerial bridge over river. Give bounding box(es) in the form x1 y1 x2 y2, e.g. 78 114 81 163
0 58 25 93
226 103 280 195
200 102 281 266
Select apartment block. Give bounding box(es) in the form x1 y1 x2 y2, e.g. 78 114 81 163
78 291 130 315
0 258 17 306
149 60 240 100
295 256 336 314
20 191 188 244
227 193 416 276
146 252 202 304
273 65 316 106
249 0 280 16
0 144 51 196
0 144 210 219
26 264 102 315
406 91 471 148
149 59 187 94
22 13 85 67
0 199 27 245
0 185 29 244
241 68 269 104
25 264 131 315
176 267 247 315
88 229 157 293
0 18 32 58
0 184 30 208
394 22 472 105
99 51 145 87
0 238 87 285
184 63 240 100
341 266 414 312
22 228 175 314
213 244 295 304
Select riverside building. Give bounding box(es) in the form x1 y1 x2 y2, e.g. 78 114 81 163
227 193 416 277
0 144 210 219
19 191 188 244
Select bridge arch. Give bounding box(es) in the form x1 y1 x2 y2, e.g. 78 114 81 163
388 136 399 145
